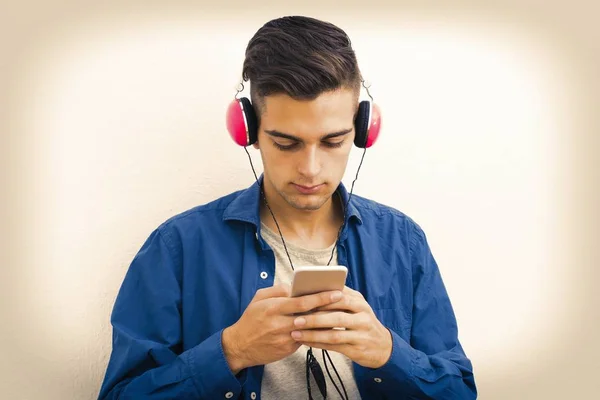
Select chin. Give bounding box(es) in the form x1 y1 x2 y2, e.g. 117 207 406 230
284 193 330 211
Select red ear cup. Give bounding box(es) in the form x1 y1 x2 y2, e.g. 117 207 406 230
354 101 382 148
365 103 381 148
226 97 258 146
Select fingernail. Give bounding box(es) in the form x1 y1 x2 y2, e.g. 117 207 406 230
291 331 302 340
294 317 306 327
331 291 342 301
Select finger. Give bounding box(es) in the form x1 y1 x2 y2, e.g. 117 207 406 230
251 284 290 303
341 286 355 295
291 327 357 344
297 342 348 354
342 286 366 300
311 292 369 313
293 311 360 330
279 290 343 315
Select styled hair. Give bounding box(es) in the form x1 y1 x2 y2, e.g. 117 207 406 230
242 16 362 117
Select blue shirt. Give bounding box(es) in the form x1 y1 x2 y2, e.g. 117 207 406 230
98 178 477 399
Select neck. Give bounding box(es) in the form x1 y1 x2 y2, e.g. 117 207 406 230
259 183 344 249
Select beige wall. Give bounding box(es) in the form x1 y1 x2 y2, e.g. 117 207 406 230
1 1 599 399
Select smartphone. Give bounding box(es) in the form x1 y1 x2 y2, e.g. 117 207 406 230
290 265 348 298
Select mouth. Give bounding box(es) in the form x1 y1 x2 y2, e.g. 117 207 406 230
292 183 324 194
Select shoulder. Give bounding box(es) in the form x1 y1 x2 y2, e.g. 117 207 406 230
153 188 245 244
351 193 427 249
351 193 419 228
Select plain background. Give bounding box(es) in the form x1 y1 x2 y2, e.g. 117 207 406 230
1 0 599 399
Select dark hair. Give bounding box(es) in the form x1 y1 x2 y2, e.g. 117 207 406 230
242 16 362 116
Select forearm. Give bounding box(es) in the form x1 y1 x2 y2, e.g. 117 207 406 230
101 359 197 400
99 329 245 399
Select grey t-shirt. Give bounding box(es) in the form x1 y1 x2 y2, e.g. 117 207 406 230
259 222 362 400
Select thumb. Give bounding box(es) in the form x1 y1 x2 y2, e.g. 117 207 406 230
251 283 290 303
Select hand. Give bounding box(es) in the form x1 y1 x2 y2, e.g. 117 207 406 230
222 284 344 374
289 286 393 369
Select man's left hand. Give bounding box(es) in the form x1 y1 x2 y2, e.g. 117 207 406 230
290 286 393 369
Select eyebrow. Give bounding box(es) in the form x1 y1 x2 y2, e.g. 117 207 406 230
264 128 353 141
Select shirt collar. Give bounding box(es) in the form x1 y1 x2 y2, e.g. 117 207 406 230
222 175 363 227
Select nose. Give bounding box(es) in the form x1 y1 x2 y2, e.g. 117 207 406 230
297 145 321 179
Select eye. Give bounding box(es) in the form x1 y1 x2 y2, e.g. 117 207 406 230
322 141 344 148
273 141 299 151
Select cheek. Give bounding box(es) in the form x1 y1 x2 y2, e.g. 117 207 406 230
330 148 352 168
318 147 351 167
261 149 290 178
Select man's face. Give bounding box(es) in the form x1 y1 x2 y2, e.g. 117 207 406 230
255 88 357 211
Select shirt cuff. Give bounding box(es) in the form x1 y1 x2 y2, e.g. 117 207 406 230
184 328 247 398
358 328 416 389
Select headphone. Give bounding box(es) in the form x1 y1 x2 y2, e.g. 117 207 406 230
226 82 382 148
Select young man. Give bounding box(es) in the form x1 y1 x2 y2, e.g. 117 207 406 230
98 16 477 400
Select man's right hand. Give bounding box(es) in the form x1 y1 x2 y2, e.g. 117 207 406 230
221 284 343 374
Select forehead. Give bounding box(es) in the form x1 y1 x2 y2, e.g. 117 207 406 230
260 89 357 137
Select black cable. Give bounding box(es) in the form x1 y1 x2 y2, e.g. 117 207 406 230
307 348 328 399
326 147 366 266
322 349 343 399
306 350 314 399
244 147 295 270
322 348 349 400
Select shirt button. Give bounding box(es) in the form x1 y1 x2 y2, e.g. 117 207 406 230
251 392 257 399
225 392 234 398
260 271 268 279
374 377 382 383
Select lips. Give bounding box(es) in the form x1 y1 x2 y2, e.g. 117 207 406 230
293 183 324 194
